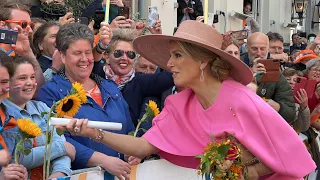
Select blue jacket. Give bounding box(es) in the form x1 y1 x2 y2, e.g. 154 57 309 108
1 99 71 177
36 71 135 170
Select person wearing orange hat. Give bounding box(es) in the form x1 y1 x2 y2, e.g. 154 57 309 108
294 50 320 64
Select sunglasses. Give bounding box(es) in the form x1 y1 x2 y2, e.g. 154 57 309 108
113 50 137 60
5 20 35 30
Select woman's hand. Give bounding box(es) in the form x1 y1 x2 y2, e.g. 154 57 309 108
0 150 11 166
147 20 162 34
294 89 308 110
127 156 141 165
315 83 320 99
0 164 28 180
56 119 96 138
99 22 113 47
100 156 131 180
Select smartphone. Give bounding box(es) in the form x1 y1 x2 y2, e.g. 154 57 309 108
148 6 159 27
256 59 280 82
231 30 248 40
0 28 18 45
118 6 130 19
293 77 317 101
78 17 89 25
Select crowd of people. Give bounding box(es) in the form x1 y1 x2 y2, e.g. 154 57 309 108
0 0 319 180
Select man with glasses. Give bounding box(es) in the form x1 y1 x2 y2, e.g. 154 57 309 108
0 2 45 91
0 2 34 56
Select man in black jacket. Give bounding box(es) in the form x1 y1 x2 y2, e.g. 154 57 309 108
177 0 203 26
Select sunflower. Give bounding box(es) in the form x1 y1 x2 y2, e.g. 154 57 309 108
72 82 87 104
17 118 42 138
55 94 81 117
146 100 160 117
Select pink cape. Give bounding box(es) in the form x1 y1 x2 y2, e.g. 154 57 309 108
143 78 316 179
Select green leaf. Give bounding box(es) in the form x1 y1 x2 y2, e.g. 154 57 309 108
10 134 19 140
25 139 32 146
217 145 231 157
195 155 204 159
128 131 134 136
56 129 65 136
16 144 24 152
23 149 31 155
139 128 147 133
205 161 211 173
41 112 48 117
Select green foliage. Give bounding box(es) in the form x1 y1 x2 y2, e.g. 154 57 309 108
41 0 95 19
56 129 65 136
41 112 48 118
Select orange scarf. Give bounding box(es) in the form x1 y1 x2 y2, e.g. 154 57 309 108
0 108 17 150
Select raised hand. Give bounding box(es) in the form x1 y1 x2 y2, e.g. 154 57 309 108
99 22 113 47
294 89 308 110
59 12 75 26
147 20 162 34
11 26 34 57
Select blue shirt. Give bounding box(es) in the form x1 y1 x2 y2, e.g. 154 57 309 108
1 99 71 176
36 70 135 170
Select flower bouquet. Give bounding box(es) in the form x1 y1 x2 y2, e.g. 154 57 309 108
196 133 248 180
43 82 87 179
14 118 42 164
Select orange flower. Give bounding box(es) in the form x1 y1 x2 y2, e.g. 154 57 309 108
204 142 213 153
230 164 243 174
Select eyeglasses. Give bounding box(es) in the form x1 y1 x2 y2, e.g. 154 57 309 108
113 50 137 60
5 20 35 30
310 67 320 73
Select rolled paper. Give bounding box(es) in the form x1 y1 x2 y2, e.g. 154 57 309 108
203 0 208 24
50 117 123 131
105 0 110 22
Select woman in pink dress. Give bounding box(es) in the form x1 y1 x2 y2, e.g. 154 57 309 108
60 20 316 179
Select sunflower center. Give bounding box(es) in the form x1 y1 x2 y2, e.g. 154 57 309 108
62 99 74 112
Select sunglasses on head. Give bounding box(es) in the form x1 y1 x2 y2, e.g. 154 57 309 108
5 20 35 30
113 50 137 60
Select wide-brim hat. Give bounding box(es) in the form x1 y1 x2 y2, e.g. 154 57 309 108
133 20 253 85
294 50 320 64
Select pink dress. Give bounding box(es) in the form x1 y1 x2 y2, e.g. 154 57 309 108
143 78 316 179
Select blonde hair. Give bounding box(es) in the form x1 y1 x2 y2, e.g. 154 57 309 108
106 28 137 53
175 41 231 81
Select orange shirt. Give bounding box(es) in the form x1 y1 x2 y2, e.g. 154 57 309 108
87 85 103 107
